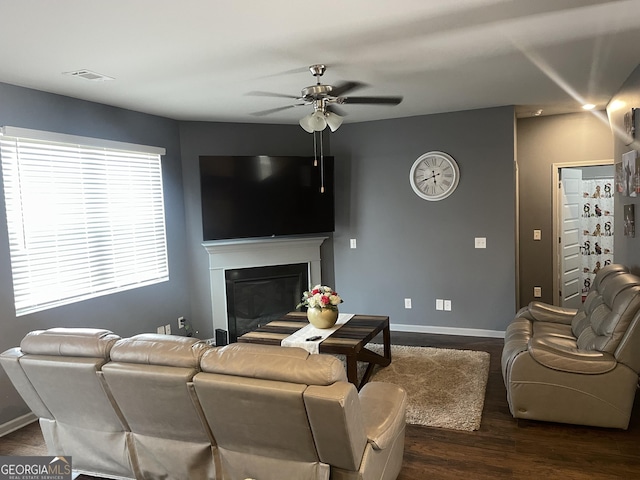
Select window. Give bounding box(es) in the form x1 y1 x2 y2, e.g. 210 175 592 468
0 126 168 315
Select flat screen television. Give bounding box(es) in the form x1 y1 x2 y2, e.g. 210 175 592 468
199 155 335 241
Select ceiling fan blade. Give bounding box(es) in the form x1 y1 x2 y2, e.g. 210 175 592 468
255 66 313 79
246 90 302 100
329 81 366 97
250 105 299 116
326 104 348 117
340 96 403 105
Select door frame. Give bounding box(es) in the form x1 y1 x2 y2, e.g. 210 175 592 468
552 159 614 306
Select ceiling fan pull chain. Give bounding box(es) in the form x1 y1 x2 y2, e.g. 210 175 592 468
320 129 325 193
313 130 318 166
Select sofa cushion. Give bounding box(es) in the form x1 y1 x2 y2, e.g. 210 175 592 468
571 265 630 337
20 328 119 358
516 302 577 323
200 343 347 385
577 276 640 353
109 333 209 368
528 334 617 374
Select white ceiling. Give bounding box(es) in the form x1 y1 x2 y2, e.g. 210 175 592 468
1 0 639 125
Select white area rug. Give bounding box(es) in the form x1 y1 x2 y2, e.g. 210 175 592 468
365 344 490 431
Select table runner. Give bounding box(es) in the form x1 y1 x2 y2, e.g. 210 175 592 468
281 313 354 354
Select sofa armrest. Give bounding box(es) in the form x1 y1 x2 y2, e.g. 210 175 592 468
517 301 578 324
0 347 53 419
358 382 406 450
528 335 617 374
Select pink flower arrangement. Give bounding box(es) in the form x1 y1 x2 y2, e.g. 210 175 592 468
297 285 343 311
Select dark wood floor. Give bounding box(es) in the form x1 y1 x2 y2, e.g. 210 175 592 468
2 332 640 479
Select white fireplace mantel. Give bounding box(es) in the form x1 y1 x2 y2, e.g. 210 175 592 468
202 236 327 333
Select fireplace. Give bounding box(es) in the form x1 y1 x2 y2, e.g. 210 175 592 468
225 263 308 342
202 236 327 341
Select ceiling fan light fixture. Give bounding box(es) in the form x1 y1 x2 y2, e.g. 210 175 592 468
299 114 316 133
325 111 343 132
308 110 327 131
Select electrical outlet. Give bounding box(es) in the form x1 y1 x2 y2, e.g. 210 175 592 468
436 299 444 311
444 300 452 311
178 316 186 329
165 324 171 335
404 298 412 309
156 326 165 334
474 237 487 249
534 286 542 298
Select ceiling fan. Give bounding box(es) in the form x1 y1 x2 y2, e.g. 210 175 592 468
249 64 403 132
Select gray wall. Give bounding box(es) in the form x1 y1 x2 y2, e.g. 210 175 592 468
178 121 335 339
517 112 613 307
608 64 640 272
180 108 517 337
0 82 190 426
330 107 516 333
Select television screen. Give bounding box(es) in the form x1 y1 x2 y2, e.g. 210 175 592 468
199 155 335 241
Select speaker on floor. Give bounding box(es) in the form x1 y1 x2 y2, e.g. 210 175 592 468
215 329 228 346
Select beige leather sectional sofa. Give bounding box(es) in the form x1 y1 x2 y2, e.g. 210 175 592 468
1 328 407 480
502 264 640 429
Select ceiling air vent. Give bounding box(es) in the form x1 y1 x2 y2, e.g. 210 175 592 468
63 69 114 81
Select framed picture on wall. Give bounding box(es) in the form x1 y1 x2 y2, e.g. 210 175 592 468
616 161 624 195
624 204 635 237
624 108 638 145
621 150 639 197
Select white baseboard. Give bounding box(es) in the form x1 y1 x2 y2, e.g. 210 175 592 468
0 412 37 437
391 323 505 338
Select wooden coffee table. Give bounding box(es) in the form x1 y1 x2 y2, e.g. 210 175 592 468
238 312 391 390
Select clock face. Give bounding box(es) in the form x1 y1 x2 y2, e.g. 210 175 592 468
409 151 460 201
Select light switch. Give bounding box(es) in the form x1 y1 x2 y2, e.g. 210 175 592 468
350 238 357 249
444 300 452 311
533 230 541 241
534 287 542 298
436 299 444 311
474 237 487 249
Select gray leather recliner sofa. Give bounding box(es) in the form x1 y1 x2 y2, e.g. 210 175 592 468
194 342 407 480
0 328 136 478
102 333 217 480
502 264 640 429
1 328 407 480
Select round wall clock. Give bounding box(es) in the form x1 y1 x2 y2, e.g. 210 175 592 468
409 151 460 201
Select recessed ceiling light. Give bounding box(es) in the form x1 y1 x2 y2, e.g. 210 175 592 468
63 69 114 81
582 103 596 110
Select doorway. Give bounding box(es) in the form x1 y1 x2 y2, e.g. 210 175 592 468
553 161 614 307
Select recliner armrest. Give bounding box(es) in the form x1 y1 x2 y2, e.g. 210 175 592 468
528 335 616 374
517 301 578 324
358 382 406 450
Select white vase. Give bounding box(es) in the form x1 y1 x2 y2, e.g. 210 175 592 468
306 307 339 329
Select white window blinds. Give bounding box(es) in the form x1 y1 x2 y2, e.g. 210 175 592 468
0 126 169 316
